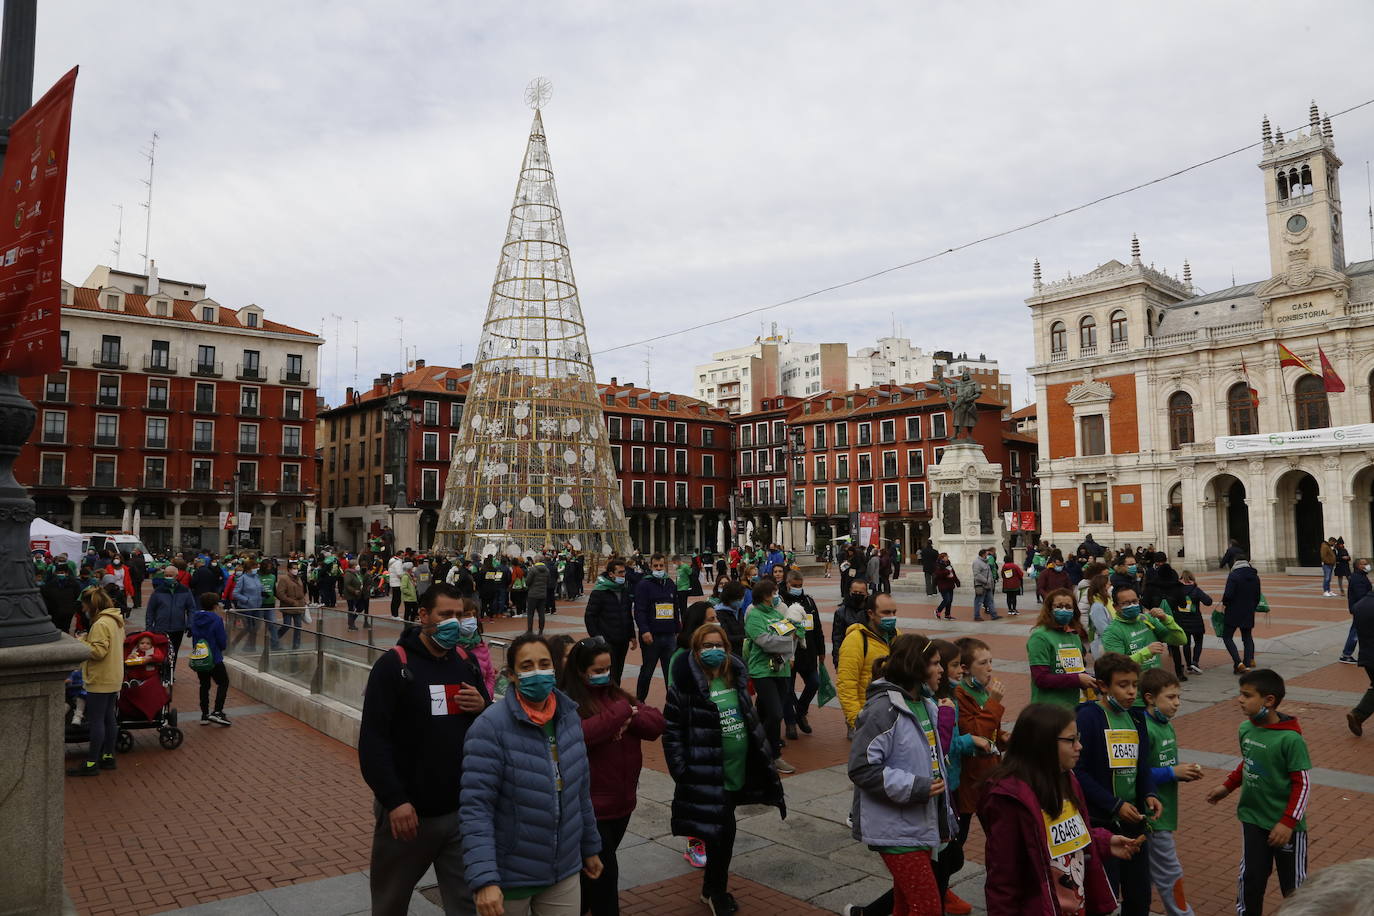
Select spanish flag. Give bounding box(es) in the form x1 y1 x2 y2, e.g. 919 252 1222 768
1276 342 1316 374
1319 345 1346 393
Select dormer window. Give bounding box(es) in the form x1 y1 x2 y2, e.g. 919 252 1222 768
153 299 170 317
246 312 259 328
201 306 215 322
103 293 120 311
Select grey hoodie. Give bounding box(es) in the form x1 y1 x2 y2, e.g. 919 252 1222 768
848 678 957 849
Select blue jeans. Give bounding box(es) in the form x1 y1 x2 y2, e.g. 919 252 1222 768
1343 622 1360 658
1222 625 1254 668
974 590 996 620
241 608 281 651
937 589 954 616
1323 565 1334 591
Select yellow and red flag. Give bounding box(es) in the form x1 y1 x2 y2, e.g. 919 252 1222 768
1318 345 1346 393
1276 341 1316 374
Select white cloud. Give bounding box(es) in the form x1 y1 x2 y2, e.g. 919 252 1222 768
40 0 1374 410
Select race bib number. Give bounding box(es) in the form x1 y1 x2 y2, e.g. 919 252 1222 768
1044 806 1091 858
486 572 500 580
803 613 815 631
1106 729 1138 769
924 728 941 777
655 602 675 620
1057 645 1085 674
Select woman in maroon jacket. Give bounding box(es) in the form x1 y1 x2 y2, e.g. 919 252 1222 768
978 703 1142 916
559 635 666 916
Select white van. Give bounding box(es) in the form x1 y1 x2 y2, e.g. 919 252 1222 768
82 533 154 566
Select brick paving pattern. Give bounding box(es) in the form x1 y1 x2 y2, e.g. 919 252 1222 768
63 571 1374 914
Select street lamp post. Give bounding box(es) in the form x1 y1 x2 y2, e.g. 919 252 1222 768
382 383 418 548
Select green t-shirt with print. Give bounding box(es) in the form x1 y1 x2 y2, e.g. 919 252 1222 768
709 677 748 792
1027 627 1087 708
1101 618 1160 672
1236 719 1311 832
1102 704 1140 804
1144 712 1180 831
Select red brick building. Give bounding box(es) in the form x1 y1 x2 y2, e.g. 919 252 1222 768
733 383 1039 559
599 380 736 554
19 266 322 554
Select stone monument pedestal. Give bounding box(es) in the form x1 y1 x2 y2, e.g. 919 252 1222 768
0 635 90 915
928 441 1006 584
389 507 422 553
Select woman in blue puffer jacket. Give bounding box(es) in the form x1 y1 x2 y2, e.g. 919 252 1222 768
461 633 602 914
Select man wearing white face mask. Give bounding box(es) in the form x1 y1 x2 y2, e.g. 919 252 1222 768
360 583 490 915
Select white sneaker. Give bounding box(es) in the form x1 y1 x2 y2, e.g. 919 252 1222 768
1188 665 1203 674
774 758 797 774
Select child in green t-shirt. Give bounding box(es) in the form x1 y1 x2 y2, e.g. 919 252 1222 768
1206 668 1312 914
1140 668 1205 916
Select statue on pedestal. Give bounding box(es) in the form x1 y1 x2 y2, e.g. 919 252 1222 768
936 368 981 441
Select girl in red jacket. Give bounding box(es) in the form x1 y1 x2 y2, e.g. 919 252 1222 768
977 703 1143 916
559 636 666 916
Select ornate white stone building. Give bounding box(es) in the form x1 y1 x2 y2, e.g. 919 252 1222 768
1029 102 1374 571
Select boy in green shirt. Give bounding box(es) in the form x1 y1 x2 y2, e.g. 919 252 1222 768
1140 668 1204 916
1206 668 1312 914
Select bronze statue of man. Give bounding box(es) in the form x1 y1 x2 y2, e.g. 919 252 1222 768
937 370 981 440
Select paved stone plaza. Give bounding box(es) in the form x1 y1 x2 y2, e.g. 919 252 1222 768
62 571 1374 915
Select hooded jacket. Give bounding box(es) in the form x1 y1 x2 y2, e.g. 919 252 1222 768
973 559 995 593
359 626 489 817
525 560 550 601
848 678 957 849
81 605 127 693
585 575 634 646
933 561 960 592
145 577 196 634
1072 700 1159 826
662 651 784 841
1036 565 1072 600
460 688 601 893
1222 560 1262 628
837 621 896 727
978 774 1118 915
40 574 82 631
190 608 228 665
577 687 666 821
831 596 868 667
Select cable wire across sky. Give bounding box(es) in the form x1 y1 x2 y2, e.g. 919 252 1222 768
593 96 1374 356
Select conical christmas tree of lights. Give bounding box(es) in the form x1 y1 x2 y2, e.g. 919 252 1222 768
435 80 631 559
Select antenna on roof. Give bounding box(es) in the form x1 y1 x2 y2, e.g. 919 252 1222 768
111 204 123 269
353 319 360 387
644 345 653 388
139 131 158 274
330 312 343 401
1366 160 1372 260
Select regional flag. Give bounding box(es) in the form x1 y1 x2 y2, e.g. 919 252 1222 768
1276 342 1316 374
1240 357 1260 407
1319 345 1346 393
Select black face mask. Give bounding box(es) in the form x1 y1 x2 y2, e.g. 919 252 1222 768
846 594 866 608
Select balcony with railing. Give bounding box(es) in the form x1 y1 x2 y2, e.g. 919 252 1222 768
40 427 67 445
280 367 311 385
93 431 121 448
191 361 224 378
881 467 900 479
857 469 873 481
1109 339 1129 354
236 363 267 382
143 435 168 450
190 474 216 491
883 500 901 513
39 467 64 487
143 470 169 490
91 352 127 370
237 404 261 418
281 476 303 494
142 354 179 373
191 437 219 454
61 347 77 367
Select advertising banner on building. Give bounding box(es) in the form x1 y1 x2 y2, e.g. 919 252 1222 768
858 511 880 547
1215 424 1374 454
0 67 77 376
1020 511 1037 532
1004 512 1020 532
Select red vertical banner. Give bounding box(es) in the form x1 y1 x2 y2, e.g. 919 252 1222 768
858 511 879 547
1019 511 1037 532
0 67 77 376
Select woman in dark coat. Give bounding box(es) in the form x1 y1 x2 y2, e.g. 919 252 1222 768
1334 538 1352 597
664 623 784 916
1221 556 1262 674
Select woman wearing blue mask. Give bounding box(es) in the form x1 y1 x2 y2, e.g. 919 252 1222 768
558 637 665 915
1027 588 1097 710
664 623 785 916
462 633 603 915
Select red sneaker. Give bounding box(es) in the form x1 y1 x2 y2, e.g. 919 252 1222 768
944 889 973 915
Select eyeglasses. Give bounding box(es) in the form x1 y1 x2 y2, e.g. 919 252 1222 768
699 642 725 650
1057 735 1082 745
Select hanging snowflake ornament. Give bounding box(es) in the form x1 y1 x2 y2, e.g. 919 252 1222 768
590 508 606 526
482 462 503 481
485 419 504 437
532 384 551 399
538 417 559 435
512 401 531 420
473 380 489 396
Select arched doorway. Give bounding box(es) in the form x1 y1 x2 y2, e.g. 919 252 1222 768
1204 474 1250 562
1275 470 1323 566
1351 466 1374 558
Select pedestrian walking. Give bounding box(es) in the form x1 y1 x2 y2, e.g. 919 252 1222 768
189 593 232 726
275 561 308 649
934 553 960 620
1221 555 1262 674
742 578 799 774
585 558 634 684
1320 538 1337 597
66 587 125 777
973 550 998 621
633 553 680 702
782 569 824 736
837 593 899 734
999 554 1024 617
920 543 938 596
144 566 195 660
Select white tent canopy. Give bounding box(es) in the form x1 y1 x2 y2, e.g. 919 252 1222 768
30 517 83 559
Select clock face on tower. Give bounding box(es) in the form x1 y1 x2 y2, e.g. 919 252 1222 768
1287 213 1308 233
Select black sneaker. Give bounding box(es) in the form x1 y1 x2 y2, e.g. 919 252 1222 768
701 892 739 915
209 710 232 727
797 715 812 734
200 714 212 725
98 755 117 770
67 761 99 777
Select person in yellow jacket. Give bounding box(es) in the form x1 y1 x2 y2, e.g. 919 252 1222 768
836 592 900 736
69 587 125 776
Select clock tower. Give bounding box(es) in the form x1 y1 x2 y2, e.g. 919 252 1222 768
1255 101 1350 320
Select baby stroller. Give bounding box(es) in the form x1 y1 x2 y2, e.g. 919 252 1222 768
115 631 184 751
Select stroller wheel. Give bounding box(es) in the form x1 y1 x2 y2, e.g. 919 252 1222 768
159 727 184 750
115 729 134 753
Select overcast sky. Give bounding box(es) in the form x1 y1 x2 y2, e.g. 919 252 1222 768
41 1 1374 408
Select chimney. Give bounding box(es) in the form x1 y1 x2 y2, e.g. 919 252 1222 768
147 259 160 295
346 386 353 402
461 362 473 370
610 376 617 386
381 372 392 387
414 359 425 369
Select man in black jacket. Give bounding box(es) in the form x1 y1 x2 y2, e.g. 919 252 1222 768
585 558 634 684
40 565 82 632
831 579 869 668
782 569 825 736
359 583 488 915
919 543 939 595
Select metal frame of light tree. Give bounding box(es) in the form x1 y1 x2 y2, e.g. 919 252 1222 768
435 85 630 559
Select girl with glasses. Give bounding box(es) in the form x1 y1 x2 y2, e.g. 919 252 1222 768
978 703 1142 915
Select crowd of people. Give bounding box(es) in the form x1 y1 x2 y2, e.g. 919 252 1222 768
42 531 1368 914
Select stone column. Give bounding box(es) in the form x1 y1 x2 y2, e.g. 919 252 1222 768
305 501 317 556
170 497 186 552
668 515 677 555
692 514 702 553
69 493 85 532
120 495 136 531
260 498 277 558
902 521 912 560
647 512 658 554
217 498 232 555
1179 468 1203 567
